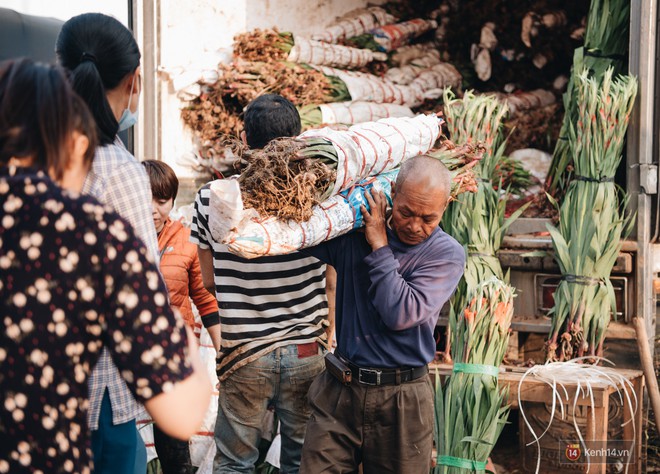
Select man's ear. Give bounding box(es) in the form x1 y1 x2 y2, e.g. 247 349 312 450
390 182 396 200
240 130 247 146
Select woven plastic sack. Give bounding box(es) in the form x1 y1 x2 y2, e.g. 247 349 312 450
300 114 440 194
312 7 396 43
287 38 386 69
221 171 398 258
370 19 438 52
318 101 414 125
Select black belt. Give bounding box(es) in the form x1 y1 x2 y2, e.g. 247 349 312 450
337 354 429 386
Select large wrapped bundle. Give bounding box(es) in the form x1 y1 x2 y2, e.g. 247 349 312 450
409 63 463 96
384 49 442 84
234 29 387 69
228 114 440 224
287 38 387 69
300 114 440 194
390 42 438 66
215 171 398 259
371 19 439 52
209 141 481 259
312 7 396 43
314 64 462 107
314 65 423 106
300 101 414 128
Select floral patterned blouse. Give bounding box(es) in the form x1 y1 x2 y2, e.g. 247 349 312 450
0 167 193 473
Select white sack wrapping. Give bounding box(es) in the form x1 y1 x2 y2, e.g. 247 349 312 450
222 171 399 258
371 19 439 52
300 114 440 194
208 115 440 247
312 7 396 43
384 50 442 84
409 63 463 98
188 327 219 473
287 38 386 69
313 65 424 106
500 89 556 114
136 312 219 471
318 101 415 125
391 42 437 66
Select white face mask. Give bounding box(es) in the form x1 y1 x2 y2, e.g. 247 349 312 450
118 72 139 131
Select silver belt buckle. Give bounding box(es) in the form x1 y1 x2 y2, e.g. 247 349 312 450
358 368 382 386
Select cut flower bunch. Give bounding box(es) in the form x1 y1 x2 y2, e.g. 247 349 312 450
439 90 526 359
434 277 514 474
546 68 637 362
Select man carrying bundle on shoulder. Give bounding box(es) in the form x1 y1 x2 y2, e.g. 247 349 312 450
190 94 335 474
299 155 465 474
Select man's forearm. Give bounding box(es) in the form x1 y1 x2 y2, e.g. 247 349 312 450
325 266 337 348
205 324 222 353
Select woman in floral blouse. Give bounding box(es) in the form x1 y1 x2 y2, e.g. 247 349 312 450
0 58 211 473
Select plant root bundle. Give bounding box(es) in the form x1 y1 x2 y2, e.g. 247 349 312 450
238 138 337 222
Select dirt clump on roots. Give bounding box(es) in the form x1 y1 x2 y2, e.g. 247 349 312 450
238 138 337 222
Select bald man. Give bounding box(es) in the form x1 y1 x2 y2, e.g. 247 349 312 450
299 155 465 474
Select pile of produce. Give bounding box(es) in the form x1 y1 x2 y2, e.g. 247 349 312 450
177 1 589 184
546 68 637 362
180 60 336 167
439 0 589 92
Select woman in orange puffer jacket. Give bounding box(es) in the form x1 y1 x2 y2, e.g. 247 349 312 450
143 160 220 474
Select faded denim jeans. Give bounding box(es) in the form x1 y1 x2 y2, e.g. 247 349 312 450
214 344 325 474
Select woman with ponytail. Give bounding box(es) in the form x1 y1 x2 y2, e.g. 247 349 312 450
0 57 211 474
56 13 159 474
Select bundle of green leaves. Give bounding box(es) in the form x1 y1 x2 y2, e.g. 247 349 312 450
546 0 631 194
434 277 514 474
546 68 637 361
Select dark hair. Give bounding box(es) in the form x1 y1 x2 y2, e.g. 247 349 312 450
71 94 98 164
142 160 179 201
56 13 141 146
243 94 301 149
0 58 80 180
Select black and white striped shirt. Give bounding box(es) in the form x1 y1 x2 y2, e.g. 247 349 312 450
190 183 328 380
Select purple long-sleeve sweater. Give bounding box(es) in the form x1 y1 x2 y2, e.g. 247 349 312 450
306 226 465 368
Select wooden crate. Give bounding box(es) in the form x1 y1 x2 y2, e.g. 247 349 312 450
429 363 644 473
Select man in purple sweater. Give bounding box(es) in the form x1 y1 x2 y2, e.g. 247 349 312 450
299 155 465 474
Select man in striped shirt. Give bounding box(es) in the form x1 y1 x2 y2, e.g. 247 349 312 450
190 94 331 473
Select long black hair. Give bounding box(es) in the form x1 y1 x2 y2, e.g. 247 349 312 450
56 13 140 146
0 58 87 180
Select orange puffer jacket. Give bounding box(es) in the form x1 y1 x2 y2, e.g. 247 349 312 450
158 218 218 329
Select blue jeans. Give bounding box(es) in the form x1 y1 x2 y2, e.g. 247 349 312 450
91 389 147 474
214 344 325 474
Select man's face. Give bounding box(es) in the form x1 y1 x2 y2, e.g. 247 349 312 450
390 181 447 246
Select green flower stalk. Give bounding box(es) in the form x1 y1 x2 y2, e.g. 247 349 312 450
434 278 514 474
546 68 637 361
440 91 525 361
442 90 509 179
546 0 630 195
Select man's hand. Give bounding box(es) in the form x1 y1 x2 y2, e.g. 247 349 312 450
361 188 388 252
